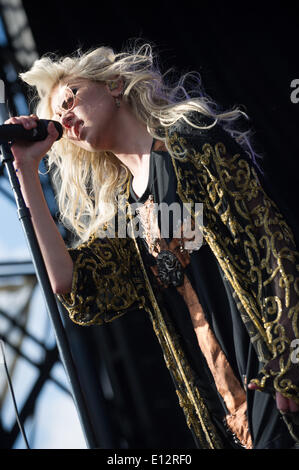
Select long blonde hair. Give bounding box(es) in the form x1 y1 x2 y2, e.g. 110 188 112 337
20 42 258 244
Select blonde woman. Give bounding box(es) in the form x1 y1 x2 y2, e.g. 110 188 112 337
7 43 299 449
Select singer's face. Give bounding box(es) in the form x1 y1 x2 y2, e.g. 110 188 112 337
51 78 119 152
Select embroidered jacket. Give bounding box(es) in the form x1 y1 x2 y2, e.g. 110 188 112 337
58 113 299 448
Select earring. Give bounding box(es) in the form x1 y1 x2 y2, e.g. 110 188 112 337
115 94 122 108
107 80 122 108
108 80 119 91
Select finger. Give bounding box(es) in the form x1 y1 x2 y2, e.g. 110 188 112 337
5 117 20 124
288 398 299 413
46 121 59 141
276 392 289 412
18 117 38 129
5 116 38 128
248 382 260 391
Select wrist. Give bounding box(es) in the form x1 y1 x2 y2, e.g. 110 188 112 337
15 162 40 178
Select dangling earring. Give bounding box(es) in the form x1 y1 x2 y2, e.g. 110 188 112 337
115 93 122 108
107 81 123 109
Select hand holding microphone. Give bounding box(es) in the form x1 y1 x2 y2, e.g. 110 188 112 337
0 117 63 143
3 115 63 171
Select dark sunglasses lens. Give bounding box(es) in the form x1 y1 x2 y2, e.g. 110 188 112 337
61 88 75 110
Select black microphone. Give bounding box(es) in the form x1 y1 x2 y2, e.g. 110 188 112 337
0 119 63 144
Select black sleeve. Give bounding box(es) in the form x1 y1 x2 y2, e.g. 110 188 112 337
57 236 146 326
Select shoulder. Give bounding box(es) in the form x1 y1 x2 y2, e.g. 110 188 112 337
165 111 249 163
170 111 216 134
167 111 235 145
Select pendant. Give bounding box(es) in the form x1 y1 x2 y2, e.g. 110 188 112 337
156 249 184 287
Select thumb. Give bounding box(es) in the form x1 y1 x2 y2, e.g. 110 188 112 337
46 121 59 142
248 381 261 391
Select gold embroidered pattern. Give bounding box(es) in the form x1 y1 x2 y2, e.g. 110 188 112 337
165 124 299 412
58 236 146 325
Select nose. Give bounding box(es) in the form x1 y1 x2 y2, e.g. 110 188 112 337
61 110 75 129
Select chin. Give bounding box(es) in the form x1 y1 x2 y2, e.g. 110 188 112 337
74 139 96 152
82 134 102 152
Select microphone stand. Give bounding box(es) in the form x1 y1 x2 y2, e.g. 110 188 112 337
0 141 98 449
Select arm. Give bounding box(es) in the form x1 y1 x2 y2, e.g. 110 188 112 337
7 116 146 326
17 166 73 294
6 115 73 294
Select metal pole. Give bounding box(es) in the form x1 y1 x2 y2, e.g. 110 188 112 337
0 141 98 449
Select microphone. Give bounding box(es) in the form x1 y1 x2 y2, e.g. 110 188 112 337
0 119 63 144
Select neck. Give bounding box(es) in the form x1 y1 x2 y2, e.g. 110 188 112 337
107 105 153 178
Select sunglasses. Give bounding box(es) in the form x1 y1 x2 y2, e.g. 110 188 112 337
54 85 79 119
